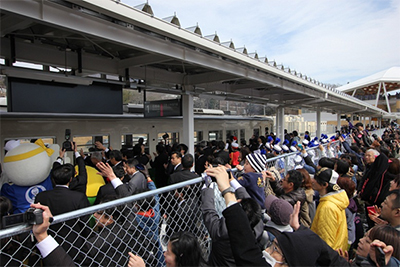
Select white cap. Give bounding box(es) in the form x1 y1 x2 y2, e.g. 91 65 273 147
294 155 303 164
281 145 289 152
273 144 282 152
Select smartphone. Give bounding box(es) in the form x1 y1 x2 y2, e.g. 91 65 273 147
375 246 385 267
367 206 376 215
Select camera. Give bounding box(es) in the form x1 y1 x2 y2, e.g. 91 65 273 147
2 208 44 229
162 133 169 140
62 129 73 151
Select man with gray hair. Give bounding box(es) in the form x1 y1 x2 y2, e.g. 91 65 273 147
359 148 391 228
81 150 104 170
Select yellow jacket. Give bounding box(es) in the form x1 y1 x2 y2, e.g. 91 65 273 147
311 190 349 251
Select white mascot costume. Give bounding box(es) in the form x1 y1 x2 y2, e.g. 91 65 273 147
1 139 58 213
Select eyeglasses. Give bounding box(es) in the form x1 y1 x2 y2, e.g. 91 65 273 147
266 240 287 264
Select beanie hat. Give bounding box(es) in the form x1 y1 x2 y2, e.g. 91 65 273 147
231 142 239 149
264 194 293 226
246 153 267 173
315 167 339 185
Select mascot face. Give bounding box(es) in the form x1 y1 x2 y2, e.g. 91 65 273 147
3 141 58 186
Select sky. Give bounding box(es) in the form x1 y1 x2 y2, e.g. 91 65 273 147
123 0 400 86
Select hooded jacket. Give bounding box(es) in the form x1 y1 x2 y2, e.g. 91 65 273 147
311 189 349 251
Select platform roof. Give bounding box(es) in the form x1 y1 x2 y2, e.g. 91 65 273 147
0 0 390 117
338 67 400 95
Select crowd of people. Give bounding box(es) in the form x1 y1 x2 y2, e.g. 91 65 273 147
1 121 400 266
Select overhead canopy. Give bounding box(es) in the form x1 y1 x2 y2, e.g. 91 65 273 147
338 67 400 95
0 0 390 117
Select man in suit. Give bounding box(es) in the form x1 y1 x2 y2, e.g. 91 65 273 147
195 143 208 175
81 150 104 170
168 153 199 185
52 142 87 194
108 150 124 167
34 158 90 262
214 141 230 165
165 151 183 177
31 203 75 267
124 158 147 195
93 165 125 205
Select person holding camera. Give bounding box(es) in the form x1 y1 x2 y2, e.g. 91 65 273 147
30 203 75 266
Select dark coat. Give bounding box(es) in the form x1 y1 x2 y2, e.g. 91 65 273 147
359 153 391 206
43 245 75 267
195 154 208 175
34 186 90 261
52 156 87 194
214 150 230 165
93 183 117 205
201 186 266 267
168 169 199 185
150 152 169 188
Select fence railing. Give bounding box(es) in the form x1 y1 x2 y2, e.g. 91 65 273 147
0 139 346 266
0 179 208 267
266 140 342 177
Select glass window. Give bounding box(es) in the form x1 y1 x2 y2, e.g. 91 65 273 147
158 132 179 145
226 130 238 141
74 135 109 153
240 129 245 142
121 134 148 147
209 130 222 141
253 128 260 137
194 131 203 144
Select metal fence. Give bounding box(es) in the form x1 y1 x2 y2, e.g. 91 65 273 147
0 179 208 267
266 140 342 178
0 139 347 266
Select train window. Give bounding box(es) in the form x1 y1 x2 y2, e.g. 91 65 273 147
240 129 245 141
253 128 260 137
121 134 148 146
226 130 238 141
194 131 203 143
209 130 222 141
158 132 179 145
74 135 109 153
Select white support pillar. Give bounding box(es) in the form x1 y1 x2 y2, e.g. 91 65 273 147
382 82 391 113
337 113 341 133
375 82 382 107
316 107 321 138
182 93 194 155
276 107 285 141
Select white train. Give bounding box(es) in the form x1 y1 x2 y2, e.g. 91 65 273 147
0 109 273 159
